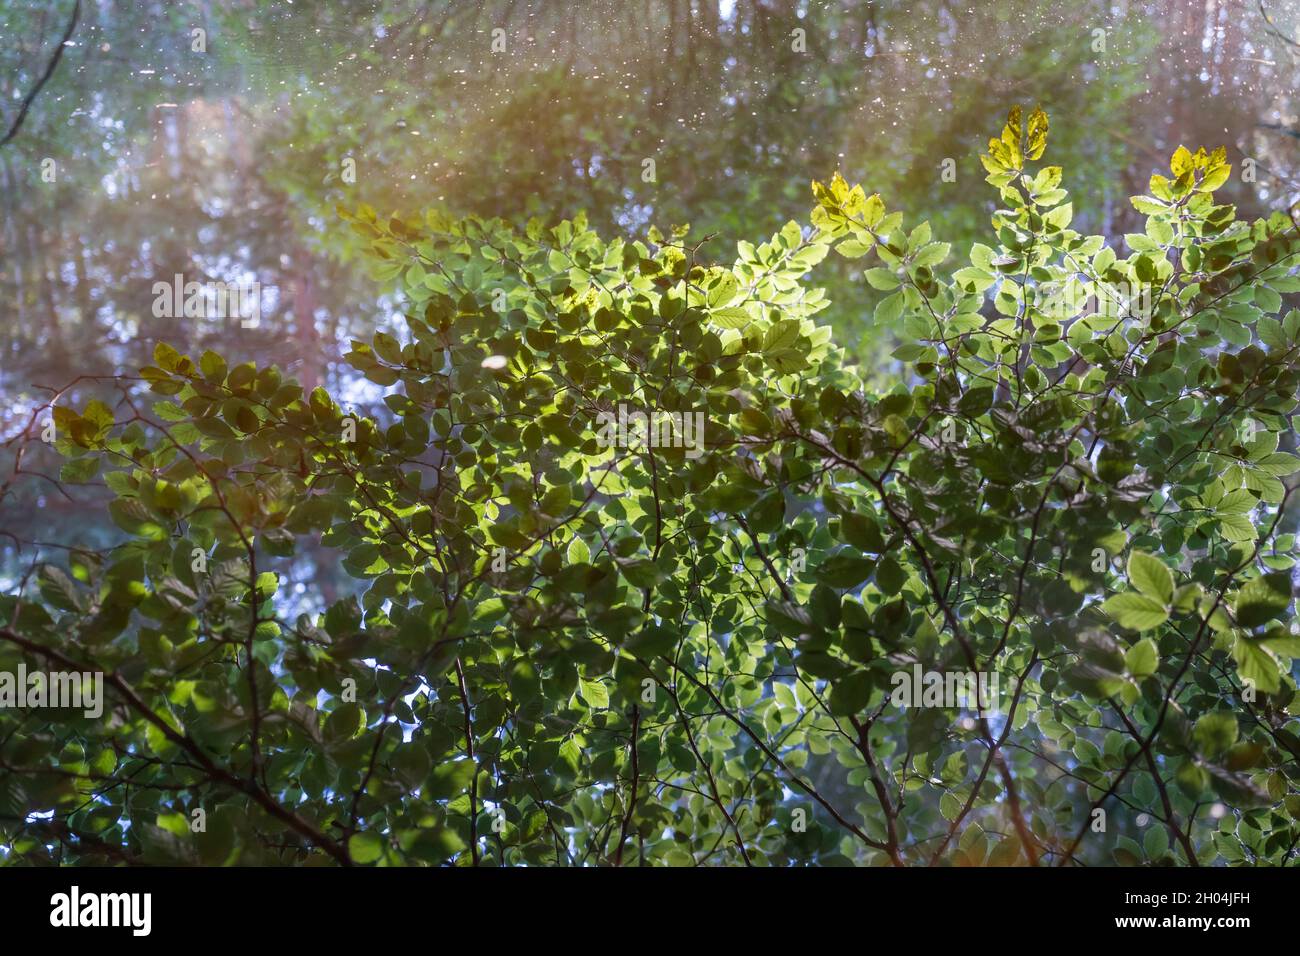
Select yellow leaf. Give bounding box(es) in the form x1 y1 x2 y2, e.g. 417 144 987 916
1026 106 1049 160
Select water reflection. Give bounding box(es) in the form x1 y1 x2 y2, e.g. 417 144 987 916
1 0 1296 591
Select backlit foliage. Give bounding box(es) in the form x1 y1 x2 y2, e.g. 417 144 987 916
3 109 1298 866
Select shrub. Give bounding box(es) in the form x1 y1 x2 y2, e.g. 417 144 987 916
3 108 1298 866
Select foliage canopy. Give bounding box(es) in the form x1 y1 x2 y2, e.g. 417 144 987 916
3 108 1299 866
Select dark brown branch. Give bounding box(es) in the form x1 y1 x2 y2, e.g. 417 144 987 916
0 0 81 149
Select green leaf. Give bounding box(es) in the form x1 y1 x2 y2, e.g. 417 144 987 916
349 831 385 864
1127 551 1173 605
874 291 905 325
709 306 751 329
1192 712 1238 758
958 386 994 417
567 536 590 565
578 678 609 710
1112 837 1143 866
864 267 898 290
836 238 875 259
154 341 184 372
1175 761 1208 798
841 513 885 553
765 600 813 638
875 556 907 595
1101 592 1169 631
1259 626 1300 657
1143 824 1169 860
828 671 873 716
324 702 365 743
199 350 227 382
1062 661 1129 699
1234 572 1292 628
559 737 582 773
59 457 100 484
1125 638 1159 679
1217 514 1257 542
1233 635 1281 695
816 554 875 589
912 241 950 268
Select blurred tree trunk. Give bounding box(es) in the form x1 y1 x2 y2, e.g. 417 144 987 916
32 224 65 359
291 247 320 393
